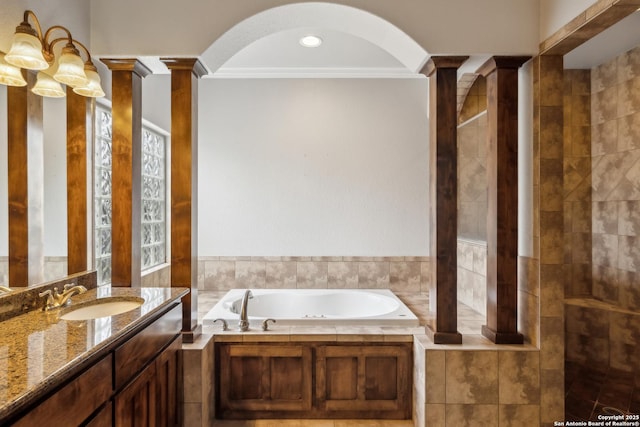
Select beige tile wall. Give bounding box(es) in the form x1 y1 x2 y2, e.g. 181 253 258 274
141 263 171 287
457 111 487 241
181 333 216 427
0 256 71 286
197 256 430 293
565 298 640 373
457 240 487 316
414 336 541 427
591 45 640 311
0 257 8 285
534 54 566 426
564 69 593 298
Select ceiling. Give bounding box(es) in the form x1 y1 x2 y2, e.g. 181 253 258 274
214 28 414 78
212 9 640 77
138 7 640 76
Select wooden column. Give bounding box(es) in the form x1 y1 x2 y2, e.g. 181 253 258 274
422 56 468 344
160 58 206 342
7 71 44 286
101 59 151 287
66 88 92 274
477 56 530 344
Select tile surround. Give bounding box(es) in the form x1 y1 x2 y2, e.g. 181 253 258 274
589 45 640 312
457 112 487 241
197 256 430 293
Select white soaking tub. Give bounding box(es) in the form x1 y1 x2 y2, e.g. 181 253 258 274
203 288 419 328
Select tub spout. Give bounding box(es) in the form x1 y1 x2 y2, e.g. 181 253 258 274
238 289 253 331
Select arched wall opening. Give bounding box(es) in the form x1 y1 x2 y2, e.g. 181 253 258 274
196 3 432 291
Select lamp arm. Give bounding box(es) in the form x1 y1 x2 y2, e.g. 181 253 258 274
23 10 44 41
70 40 93 64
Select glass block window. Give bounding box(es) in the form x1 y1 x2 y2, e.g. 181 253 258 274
141 128 166 270
94 104 168 285
95 105 113 285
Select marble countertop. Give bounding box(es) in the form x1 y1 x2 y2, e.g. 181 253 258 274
0 286 188 422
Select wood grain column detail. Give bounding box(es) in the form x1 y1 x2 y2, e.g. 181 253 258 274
7 71 45 286
101 59 151 287
160 57 207 342
422 56 468 344
477 56 530 344
66 88 92 274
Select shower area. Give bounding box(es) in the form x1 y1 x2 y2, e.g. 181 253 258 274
562 43 640 420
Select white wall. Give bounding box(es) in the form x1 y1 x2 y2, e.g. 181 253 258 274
1 0 91 53
43 98 67 256
198 77 430 256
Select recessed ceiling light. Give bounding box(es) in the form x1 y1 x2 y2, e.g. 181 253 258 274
299 35 322 48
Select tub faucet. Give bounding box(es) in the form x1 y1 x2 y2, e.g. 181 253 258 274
39 284 87 311
238 289 253 331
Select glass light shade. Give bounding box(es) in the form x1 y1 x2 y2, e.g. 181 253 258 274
53 48 87 88
5 32 48 70
73 68 105 98
0 53 27 86
32 70 65 97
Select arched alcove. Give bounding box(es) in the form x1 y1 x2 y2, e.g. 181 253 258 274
200 2 429 74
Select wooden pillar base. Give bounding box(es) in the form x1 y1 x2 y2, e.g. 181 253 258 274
481 325 524 344
182 323 202 344
426 327 462 345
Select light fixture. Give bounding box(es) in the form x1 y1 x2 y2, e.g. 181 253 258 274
32 66 65 98
73 64 105 98
0 52 27 87
4 17 48 70
299 35 323 48
53 42 87 88
0 10 103 98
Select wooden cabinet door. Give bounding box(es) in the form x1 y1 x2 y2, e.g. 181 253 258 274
12 355 113 427
316 344 412 419
154 337 181 427
218 344 312 417
114 336 181 427
114 360 157 427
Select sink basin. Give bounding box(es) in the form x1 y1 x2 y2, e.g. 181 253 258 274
60 297 145 321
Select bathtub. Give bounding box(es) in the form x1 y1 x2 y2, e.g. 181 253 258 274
203 288 419 328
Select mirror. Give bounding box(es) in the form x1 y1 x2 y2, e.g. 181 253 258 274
0 84 72 289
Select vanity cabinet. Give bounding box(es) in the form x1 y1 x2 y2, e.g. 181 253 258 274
216 342 412 419
10 302 182 427
11 354 113 427
114 336 181 426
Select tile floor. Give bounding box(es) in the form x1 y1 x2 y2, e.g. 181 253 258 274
565 360 640 421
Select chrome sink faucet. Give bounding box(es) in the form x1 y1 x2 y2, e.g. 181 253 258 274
39 284 88 311
238 289 253 331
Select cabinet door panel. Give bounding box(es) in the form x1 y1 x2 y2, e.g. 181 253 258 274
114 361 157 427
218 344 312 416
325 356 358 400
13 355 112 427
154 337 181 427
316 345 411 418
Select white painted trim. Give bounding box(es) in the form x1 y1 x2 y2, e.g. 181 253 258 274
209 67 423 79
